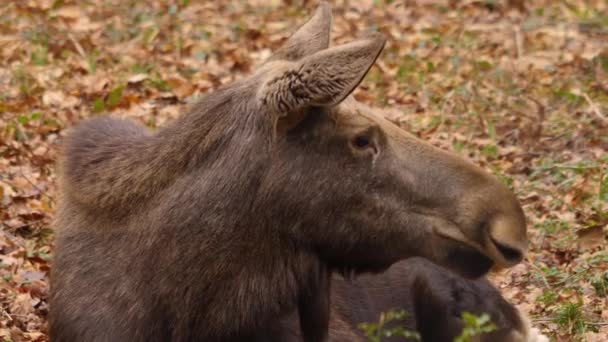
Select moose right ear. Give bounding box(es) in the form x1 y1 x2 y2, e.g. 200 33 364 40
258 33 386 116
266 2 333 62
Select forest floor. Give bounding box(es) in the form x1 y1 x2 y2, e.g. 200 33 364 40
1 0 607 341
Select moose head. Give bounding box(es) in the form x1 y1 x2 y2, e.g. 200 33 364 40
52 2 529 341
250 2 528 278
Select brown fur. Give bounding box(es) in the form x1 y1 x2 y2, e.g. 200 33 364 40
278 258 543 342
50 3 528 341
329 259 529 342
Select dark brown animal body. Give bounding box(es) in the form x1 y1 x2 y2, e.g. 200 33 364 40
333 259 526 342
275 258 547 342
50 3 529 341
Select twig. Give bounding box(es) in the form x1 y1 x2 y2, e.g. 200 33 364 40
532 318 552 323
18 165 56 205
68 33 86 59
533 163 601 171
527 261 552 290
586 322 608 327
440 90 454 113
533 317 608 326
514 26 524 59
1 308 12 321
582 93 608 123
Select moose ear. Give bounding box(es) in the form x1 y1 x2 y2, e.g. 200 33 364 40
267 2 333 62
258 33 386 114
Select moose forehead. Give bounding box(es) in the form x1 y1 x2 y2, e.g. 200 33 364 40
331 98 418 143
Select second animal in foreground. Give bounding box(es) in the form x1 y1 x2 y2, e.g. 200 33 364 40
275 258 549 342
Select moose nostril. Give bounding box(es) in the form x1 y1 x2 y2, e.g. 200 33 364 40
491 238 523 263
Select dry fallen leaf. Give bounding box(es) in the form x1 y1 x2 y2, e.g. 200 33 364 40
50 6 82 20
576 225 606 249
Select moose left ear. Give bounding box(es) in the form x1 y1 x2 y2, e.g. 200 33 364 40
258 33 386 115
267 2 333 62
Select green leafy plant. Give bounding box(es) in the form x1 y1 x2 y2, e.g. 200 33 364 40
554 302 587 335
31 46 49 66
454 312 497 342
590 271 608 297
600 169 608 202
360 309 420 342
361 310 497 342
537 289 559 307
92 84 127 112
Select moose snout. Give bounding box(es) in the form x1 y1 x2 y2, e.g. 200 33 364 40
486 213 528 268
451 172 529 270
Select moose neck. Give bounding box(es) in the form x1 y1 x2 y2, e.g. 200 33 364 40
149 86 332 339
96 84 272 215
157 86 267 170
180 232 326 340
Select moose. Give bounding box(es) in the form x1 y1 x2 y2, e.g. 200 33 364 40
51 2 529 341
273 258 548 342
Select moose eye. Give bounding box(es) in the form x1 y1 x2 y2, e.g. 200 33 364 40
353 135 371 149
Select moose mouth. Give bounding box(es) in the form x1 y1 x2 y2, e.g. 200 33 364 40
440 239 495 279
434 228 525 279
422 217 496 278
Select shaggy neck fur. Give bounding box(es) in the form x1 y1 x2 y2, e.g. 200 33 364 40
55 82 329 341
